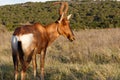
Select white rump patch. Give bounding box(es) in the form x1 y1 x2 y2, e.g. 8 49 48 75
11 33 34 52
19 34 34 51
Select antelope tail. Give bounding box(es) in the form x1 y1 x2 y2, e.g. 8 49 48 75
17 41 24 64
18 41 24 57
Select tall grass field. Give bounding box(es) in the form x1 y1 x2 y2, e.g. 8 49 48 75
0 26 120 80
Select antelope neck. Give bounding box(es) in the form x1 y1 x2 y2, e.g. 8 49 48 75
45 23 60 45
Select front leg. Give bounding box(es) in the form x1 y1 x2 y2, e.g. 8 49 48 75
40 49 46 80
32 54 37 78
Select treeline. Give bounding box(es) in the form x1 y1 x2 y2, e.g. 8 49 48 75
0 1 120 30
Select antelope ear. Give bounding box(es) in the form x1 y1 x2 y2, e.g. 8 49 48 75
67 14 72 20
58 13 64 23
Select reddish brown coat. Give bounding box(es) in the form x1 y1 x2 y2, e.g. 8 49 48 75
11 2 75 80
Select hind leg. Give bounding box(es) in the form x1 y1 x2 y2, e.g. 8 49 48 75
12 51 19 80
20 57 32 80
20 50 34 80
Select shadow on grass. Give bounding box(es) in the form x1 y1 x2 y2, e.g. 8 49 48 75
0 64 39 80
0 64 64 80
0 64 14 80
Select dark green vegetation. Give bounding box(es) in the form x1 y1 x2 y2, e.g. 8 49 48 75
0 1 120 30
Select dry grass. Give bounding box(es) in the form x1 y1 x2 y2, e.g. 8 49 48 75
0 27 120 80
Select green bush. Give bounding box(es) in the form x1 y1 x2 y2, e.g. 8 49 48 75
0 1 120 30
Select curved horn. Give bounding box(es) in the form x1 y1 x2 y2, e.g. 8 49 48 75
58 13 64 23
53 2 68 16
60 2 65 16
53 2 64 15
64 2 68 15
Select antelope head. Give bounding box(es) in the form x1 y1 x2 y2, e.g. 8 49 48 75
54 2 75 41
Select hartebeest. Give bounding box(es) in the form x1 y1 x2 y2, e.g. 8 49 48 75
11 2 75 80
